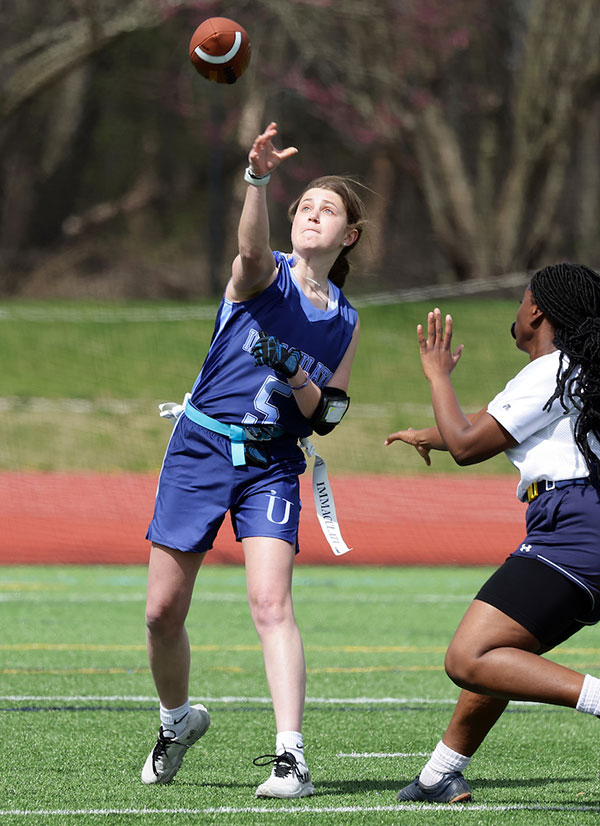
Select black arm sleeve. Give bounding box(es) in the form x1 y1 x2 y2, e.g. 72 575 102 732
310 387 350 436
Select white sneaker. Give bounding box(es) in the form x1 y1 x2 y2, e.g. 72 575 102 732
254 752 315 798
141 703 210 784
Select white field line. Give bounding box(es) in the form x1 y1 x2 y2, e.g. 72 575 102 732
0 395 430 418
0 306 219 323
0 694 459 704
0 694 545 708
0 273 530 325
0 591 474 604
338 752 430 758
1 803 599 816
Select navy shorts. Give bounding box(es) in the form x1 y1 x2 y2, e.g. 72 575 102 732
146 415 307 553
510 480 600 598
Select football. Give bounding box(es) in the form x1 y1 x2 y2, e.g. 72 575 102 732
189 17 251 85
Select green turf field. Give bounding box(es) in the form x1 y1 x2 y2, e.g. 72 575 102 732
0 298 525 474
2 564 600 824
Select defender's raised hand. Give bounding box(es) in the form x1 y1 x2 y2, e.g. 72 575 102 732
418 307 464 382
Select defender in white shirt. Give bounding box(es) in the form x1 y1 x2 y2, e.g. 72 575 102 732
386 262 600 804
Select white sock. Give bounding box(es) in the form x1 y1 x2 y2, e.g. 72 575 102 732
576 674 600 716
419 740 471 787
160 700 191 738
276 730 305 765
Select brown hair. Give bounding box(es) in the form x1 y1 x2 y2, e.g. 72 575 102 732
288 175 367 288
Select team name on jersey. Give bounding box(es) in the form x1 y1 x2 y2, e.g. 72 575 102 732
242 328 333 387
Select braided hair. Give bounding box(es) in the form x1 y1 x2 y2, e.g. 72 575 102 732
530 262 600 474
288 176 367 289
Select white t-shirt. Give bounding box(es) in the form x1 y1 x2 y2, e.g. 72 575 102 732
486 350 598 501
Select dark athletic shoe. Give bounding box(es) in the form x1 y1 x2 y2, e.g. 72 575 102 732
396 772 472 804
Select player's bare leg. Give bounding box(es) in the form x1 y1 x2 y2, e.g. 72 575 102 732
142 544 210 784
145 543 206 707
244 536 313 798
442 690 508 757
398 599 586 804
444 600 585 706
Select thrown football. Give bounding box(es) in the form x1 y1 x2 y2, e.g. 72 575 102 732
189 17 251 84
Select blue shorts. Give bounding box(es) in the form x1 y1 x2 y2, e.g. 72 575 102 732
146 415 306 553
510 480 600 601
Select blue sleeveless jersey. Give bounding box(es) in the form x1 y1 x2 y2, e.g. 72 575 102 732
189 251 358 438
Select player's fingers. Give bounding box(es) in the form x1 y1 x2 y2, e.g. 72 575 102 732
415 444 432 466
249 141 268 169
426 310 437 346
416 323 426 350
433 307 443 346
444 313 453 349
265 146 298 172
252 129 270 148
384 429 413 446
276 146 299 161
424 312 433 347
452 343 464 363
252 129 274 155
255 123 276 143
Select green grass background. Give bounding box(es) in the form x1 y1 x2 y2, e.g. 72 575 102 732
0 297 525 474
2 564 600 824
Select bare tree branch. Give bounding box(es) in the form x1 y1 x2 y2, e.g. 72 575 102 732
1 0 196 120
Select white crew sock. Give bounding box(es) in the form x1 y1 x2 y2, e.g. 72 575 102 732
419 740 471 787
576 674 600 716
160 700 191 738
276 730 305 766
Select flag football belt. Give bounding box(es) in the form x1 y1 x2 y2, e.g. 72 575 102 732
300 437 352 557
158 393 353 557
526 477 588 503
183 399 286 467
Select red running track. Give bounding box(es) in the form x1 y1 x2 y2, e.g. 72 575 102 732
0 471 526 566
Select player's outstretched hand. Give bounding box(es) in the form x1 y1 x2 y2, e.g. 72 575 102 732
248 122 298 178
418 307 464 382
252 331 302 378
384 427 432 466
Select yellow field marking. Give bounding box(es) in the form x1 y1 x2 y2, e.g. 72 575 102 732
0 643 148 652
0 582 65 592
0 666 242 675
308 665 444 674
0 667 151 675
1 643 597 657
307 645 447 654
0 643 446 653
5 660 591 676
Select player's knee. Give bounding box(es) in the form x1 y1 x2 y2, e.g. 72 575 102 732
249 593 292 632
444 643 481 690
145 599 186 638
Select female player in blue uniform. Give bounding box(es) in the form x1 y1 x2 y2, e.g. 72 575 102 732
141 122 367 797
386 263 600 804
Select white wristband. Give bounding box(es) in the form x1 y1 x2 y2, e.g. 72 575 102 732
244 166 271 186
